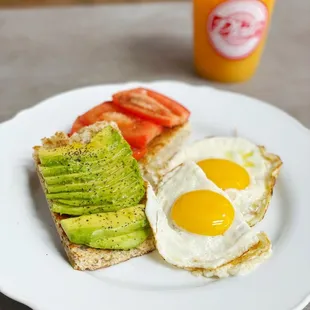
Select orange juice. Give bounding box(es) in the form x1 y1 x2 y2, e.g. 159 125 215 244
194 0 275 82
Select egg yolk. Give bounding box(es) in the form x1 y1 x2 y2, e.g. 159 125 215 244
171 190 235 236
197 159 250 190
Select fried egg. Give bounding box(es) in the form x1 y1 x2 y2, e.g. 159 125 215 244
145 161 271 277
165 137 282 226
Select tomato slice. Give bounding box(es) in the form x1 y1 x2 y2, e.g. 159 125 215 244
99 111 162 148
69 102 116 136
69 101 163 149
112 88 190 127
69 116 86 135
142 88 190 122
79 101 119 125
132 147 147 160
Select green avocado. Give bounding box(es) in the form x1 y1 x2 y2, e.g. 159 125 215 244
50 175 145 207
39 126 130 166
40 147 132 177
39 125 148 250
43 161 129 185
60 205 149 245
88 228 150 250
53 197 136 207
52 199 100 207
45 159 136 189
51 202 124 215
46 172 143 200
46 171 141 194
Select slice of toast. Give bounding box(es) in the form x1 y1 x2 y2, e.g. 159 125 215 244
139 122 191 186
33 121 156 271
33 121 189 271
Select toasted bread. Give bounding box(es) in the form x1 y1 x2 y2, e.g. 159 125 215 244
33 121 156 271
139 122 191 186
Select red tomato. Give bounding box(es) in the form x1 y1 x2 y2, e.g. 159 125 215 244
79 101 120 125
70 116 86 135
132 147 147 160
69 102 116 136
112 88 190 127
99 111 162 148
69 102 163 150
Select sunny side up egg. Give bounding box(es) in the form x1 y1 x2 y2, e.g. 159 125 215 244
145 161 272 278
165 137 282 226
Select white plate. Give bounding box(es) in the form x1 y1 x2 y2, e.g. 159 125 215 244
1 81 310 310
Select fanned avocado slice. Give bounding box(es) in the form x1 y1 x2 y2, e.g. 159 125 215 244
40 147 132 177
52 178 145 207
60 205 149 244
44 161 130 185
51 202 127 215
46 171 144 201
39 126 129 166
54 196 138 207
45 159 137 189
39 124 147 250
88 228 150 250
46 171 139 193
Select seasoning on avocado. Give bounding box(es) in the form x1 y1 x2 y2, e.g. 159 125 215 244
38 125 149 250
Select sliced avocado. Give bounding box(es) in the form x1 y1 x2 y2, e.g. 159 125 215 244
51 202 123 215
60 205 148 244
40 125 145 219
44 164 124 186
40 147 132 177
110 180 145 202
52 177 145 207
46 163 144 199
47 189 140 206
44 157 135 187
40 140 129 169
39 140 121 167
46 172 143 200
46 170 138 193
54 196 138 207
39 126 129 166
53 199 98 207
88 228 150 250
47 180 125 194
43 152 136 186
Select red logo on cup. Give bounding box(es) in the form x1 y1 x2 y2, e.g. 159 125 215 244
208 0 268 59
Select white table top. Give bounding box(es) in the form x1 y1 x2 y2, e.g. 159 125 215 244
0 1 309 309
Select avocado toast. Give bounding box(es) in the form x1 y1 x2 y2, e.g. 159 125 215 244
33 121 155 270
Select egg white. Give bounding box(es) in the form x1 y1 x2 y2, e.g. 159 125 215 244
165 137 282 225
145 161 264 272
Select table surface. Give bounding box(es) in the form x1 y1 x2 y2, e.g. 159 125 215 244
0 1 309 309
